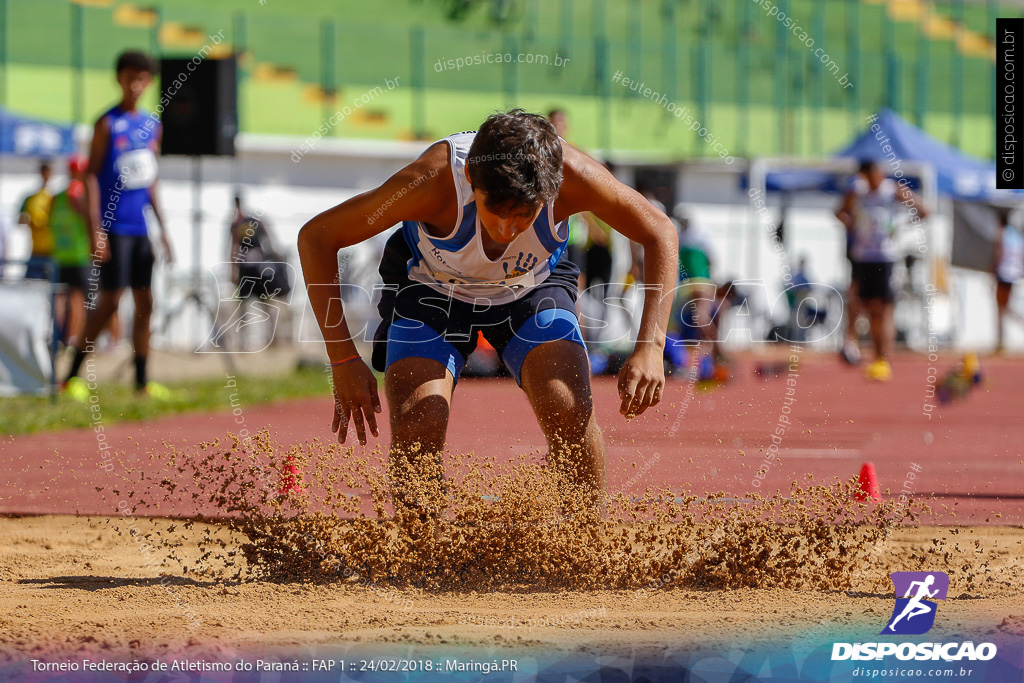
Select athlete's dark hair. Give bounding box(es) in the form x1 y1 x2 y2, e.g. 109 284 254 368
858 159 879 175
466 109 563 217
115 50 157 75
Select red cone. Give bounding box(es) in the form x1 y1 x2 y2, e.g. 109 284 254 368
278 454 304 496
854 462 881 502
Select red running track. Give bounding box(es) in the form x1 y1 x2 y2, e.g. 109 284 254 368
2 353 1022 524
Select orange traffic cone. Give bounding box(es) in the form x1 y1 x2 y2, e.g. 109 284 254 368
278 454 304 496
854 462 881 502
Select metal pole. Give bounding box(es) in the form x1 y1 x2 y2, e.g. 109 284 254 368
71 2 84 123
234 11 247 136
596 34 610 152
192 156 201 345
738 0 751 156
773 0 788 154
811 1 824 153
411 26 425 137
0 0 7 201
847 0 860 125
951 0 964 148
749 158 765 307
914 1 930 128
321 19 336 135
662 0 676 111
560 0 572 58
594 0 609 152
49 262 58 402
628 0 641 95
883 4 897 110
150 4 161 56
503 32 518 108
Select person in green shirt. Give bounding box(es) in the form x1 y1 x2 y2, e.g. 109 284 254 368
48 156 92 347
18 161 54 280
668 204 720 373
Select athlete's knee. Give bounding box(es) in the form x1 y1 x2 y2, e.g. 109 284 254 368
392 400 448 442
387 381 450 447
537 379 594 438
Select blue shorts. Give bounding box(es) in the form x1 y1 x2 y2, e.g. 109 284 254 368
371 230 585 386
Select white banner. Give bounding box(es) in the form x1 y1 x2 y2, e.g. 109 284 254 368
0 281 53 396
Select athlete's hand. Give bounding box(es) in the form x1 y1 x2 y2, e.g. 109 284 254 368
617 345 665 418
92 235 110 263
331 359 382 445
160 234 175 265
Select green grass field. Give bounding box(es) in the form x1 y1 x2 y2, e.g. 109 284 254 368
1 366 332 437
1 0 1012 158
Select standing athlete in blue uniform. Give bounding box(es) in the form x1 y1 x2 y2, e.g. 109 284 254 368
64 50 174 400
299 110 678 505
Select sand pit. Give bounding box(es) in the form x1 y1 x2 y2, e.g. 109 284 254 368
2 429 1022 675
1 515 1022 664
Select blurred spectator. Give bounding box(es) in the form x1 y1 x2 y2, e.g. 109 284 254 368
582 162 616 298
994 215 1024 352
786 256 813 342
230 214 289 298
48 155 92 348
665 204 717 370
548 108 569 139
18 160 54 280
0 212 9 278
225 198 292 348
64 49 173 400
630 182 667 283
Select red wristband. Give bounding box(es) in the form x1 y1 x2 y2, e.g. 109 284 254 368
330 354 361 367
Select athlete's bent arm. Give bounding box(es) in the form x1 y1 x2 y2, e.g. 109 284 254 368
85 117 110 261
895 183 929 220
835 191 856 231
557 146 678 417
148 128 174 263
297 143 450 445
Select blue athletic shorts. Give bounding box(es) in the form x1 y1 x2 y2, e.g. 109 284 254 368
371 229 585 386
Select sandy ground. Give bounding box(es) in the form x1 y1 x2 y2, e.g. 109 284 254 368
1 515 1022 664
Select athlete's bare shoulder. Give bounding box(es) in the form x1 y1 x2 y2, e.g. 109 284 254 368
384 140 458 231
555 141 617 220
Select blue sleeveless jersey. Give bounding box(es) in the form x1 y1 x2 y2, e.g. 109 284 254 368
401 131 569 305
98 106 160 236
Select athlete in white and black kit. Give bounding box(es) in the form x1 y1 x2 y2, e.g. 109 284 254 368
835 160 928 381
299 110 678 511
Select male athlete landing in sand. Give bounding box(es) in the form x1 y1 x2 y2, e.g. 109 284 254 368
299 109 677 502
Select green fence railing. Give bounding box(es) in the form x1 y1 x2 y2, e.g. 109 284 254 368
0 0 1017 159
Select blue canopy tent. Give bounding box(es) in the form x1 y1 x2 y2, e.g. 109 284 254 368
751 109 1022 273
836 109 1016 204
760 109 1018 204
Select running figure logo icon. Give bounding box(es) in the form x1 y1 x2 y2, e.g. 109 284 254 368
881 571 949 635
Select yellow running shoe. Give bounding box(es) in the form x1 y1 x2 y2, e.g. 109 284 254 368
62 376 90 402
864 358 893 382
140 381 176 401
